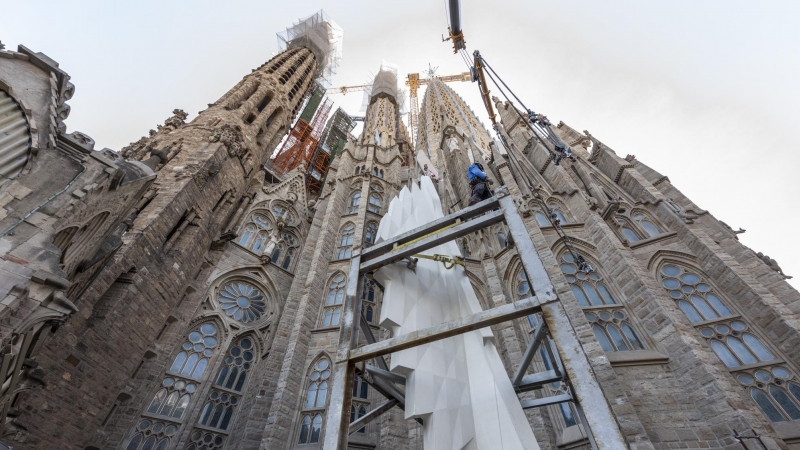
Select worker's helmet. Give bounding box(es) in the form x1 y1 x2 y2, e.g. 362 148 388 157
475 162 484 171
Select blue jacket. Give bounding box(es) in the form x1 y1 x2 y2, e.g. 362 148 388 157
467 163 488 183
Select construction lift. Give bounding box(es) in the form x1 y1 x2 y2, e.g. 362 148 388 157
321 0 631 448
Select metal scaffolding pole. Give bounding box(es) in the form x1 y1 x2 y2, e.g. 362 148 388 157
321 187 628 450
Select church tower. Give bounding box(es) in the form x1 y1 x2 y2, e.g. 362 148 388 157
8 12 344 450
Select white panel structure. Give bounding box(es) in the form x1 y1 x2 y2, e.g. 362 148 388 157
373 177 540 450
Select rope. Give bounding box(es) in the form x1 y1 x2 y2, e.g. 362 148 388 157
411 253 465 270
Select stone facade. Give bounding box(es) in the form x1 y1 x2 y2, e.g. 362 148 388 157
1 30 799 450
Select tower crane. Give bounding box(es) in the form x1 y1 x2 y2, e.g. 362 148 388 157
326 71 471 150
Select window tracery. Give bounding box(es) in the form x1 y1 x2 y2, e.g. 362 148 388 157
337 224 355 260
347 191 361 214
364 221 378 247
657 263 790 423
128 323 219 448
529 202 568 228
218 281 268 323
271 230 300 271
298 358 331 444
125 419 177 450
193 337 256 438
238 213 273 253
614 209 664 243
559 254 645 352
322 273 346 327
368 185 383 214
361 275 376 323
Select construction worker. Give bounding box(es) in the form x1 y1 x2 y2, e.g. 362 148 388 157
467 162 492 206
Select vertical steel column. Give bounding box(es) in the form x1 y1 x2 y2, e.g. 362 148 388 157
323 252 363 449
498 193 628 449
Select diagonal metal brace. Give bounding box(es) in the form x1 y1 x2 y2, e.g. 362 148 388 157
348 399 400 435
512 323 548 386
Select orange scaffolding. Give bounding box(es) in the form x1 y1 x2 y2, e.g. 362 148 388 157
271 97 333 178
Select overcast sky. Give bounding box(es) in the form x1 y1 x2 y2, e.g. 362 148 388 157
3 0 798 287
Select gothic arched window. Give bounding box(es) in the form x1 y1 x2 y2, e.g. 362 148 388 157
355 166 360 175
361 275 376 323
495 226 507 249
372 167 379 176
271 231 300 271
238 213 272 253
126 323 219 449
364 221 378 247
617 218 640 243
350 404 367 434
337 224 355 260
658 263 788 423
348 192 361 214
530 204 550 227
737 368 800 422
632 211 661 238
379 169 384 179
298 358 331 444
368 193 382 214
559 253 645 352
322 273 346 327
353 374 369 399
194 336 257 436
125 420 177 450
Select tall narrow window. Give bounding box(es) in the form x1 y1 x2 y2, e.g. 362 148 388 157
337 224 355 260
368 193 382 214
126 323 219 448
271 231 300 271
322 274 346 327
238 213 272 253
632 211 660 237
347 192 361 214
495 226 507 249
364 221 378 247
299 358 331 444
361 275 376 323
194 336 256 436
617 219 640 243
559 254 645 352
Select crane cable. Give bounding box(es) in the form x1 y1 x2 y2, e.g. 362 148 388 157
459 49 594 273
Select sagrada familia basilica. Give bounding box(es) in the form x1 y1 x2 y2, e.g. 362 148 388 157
0 9 798 450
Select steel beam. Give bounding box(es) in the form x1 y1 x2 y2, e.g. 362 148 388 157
366 364 406 386
498 194 558 302
361 196 500 261
323 253 362 449
348 399 400 435
514 370 561 394
348 295 542 363
542 300 628 449
359 315 389 372
360 209 505 273
512 323 547 386
520 393 573 409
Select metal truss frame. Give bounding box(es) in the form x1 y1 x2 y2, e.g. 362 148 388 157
322 188 627 449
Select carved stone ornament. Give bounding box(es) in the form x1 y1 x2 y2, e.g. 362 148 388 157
163 109 188 131
209 124 246 158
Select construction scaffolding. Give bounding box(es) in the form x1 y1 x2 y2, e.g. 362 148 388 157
278 10 343 87
306 108 356 197
270 84 333 179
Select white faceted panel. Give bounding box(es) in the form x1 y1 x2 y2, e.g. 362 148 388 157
374 177 540 450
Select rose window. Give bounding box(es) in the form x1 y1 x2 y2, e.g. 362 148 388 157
219 282 267 323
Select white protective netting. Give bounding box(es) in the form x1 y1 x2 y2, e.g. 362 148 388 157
277 10 343 87
361 61 407 114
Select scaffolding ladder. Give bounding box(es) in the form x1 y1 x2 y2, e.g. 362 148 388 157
323 186 627 450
